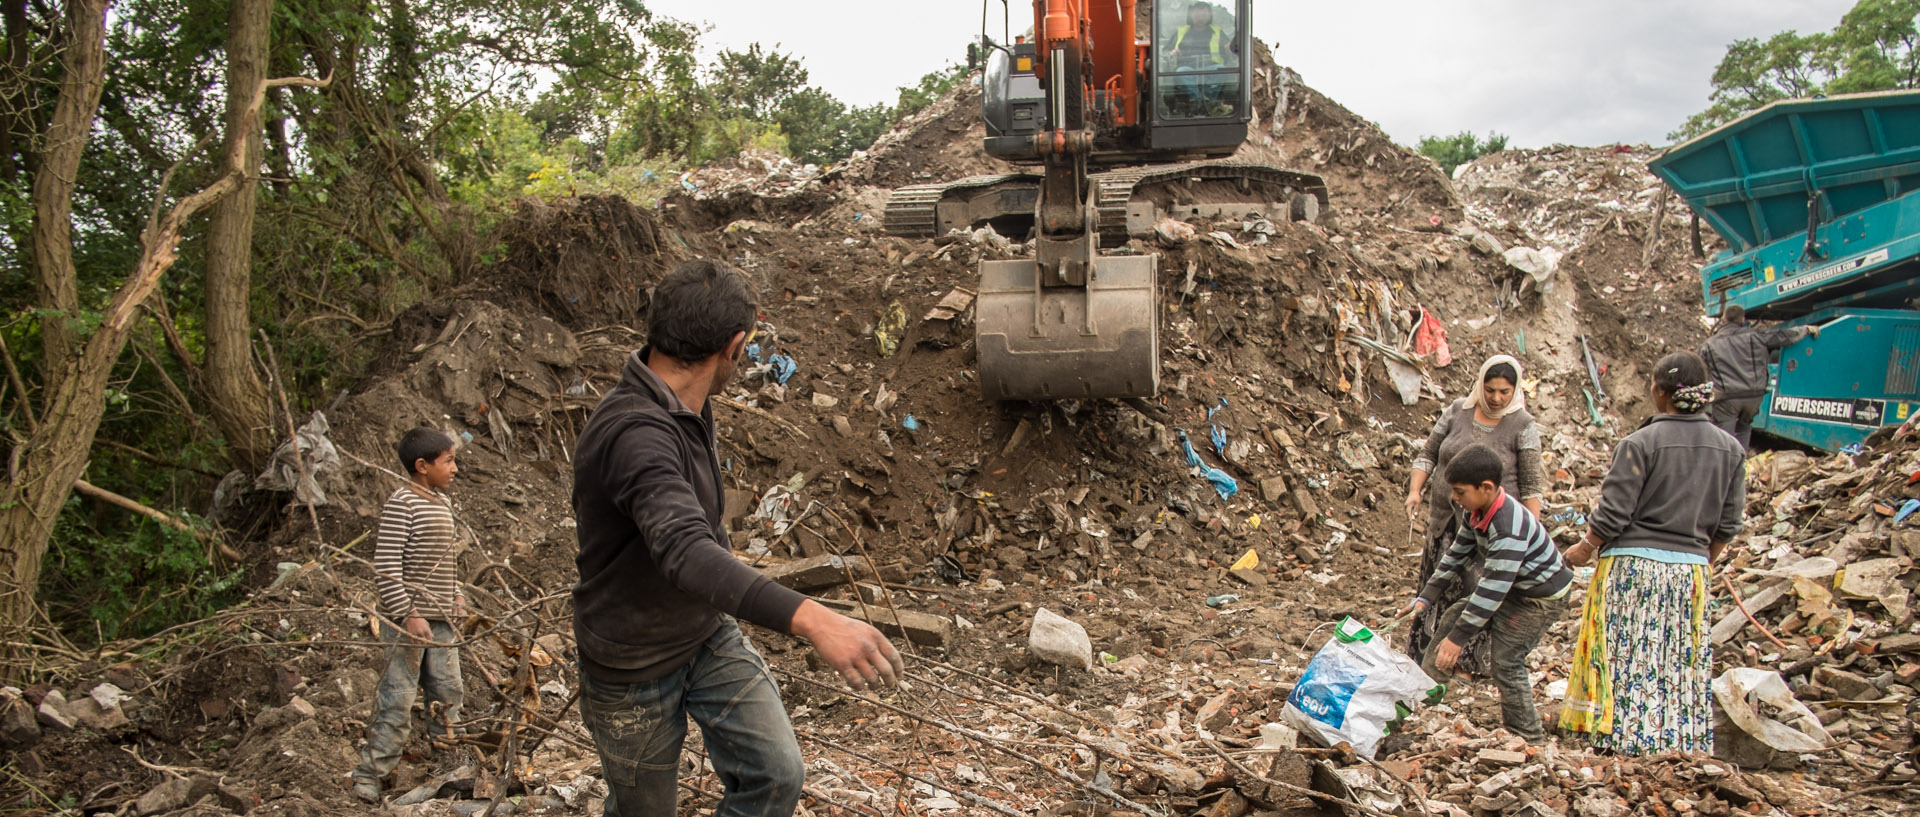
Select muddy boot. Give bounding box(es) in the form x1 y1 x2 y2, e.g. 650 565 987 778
351 779 380 804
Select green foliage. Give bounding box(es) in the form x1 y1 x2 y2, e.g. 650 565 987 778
893 63 972 120
1675 0 1919 139
1415 131 1510 174
3 0 988 647
43 498 243 644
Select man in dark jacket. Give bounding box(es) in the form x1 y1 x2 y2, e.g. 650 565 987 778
1698 304 1819 449
572 259 901 817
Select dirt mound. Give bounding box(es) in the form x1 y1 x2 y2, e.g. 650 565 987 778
487 195 676 330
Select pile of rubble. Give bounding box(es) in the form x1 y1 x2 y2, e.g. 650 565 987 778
15 32 1920 817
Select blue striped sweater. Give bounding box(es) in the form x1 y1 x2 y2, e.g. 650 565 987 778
1417 490 1572 642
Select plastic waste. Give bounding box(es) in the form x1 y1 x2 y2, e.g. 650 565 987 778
1712 667 1833 769
1407 306 1452 367
1281 617 1439 758
875 302 908 358
1176 429 1239 500
254 410 342 505
1205 594 1239 608
768 354 797 385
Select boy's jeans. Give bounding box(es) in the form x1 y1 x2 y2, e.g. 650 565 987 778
1419 595 1561 742
354 619 464 785
578 618 804 817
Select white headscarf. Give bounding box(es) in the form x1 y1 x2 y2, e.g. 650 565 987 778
1469 354 1526 419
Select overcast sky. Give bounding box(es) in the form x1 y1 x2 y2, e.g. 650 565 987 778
640 0 1858 148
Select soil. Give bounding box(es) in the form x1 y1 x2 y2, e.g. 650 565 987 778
7 41 1908 817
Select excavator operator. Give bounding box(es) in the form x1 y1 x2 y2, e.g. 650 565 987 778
1163 3 1234 117
1167 3 1226 70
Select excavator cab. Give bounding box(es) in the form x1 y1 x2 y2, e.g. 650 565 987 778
1153 1 1246 123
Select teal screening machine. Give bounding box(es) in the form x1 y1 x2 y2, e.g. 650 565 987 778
1649 90 1920 452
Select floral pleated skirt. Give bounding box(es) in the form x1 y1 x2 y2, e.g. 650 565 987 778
1559 555 1713 755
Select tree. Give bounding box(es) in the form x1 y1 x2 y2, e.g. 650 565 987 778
1416 131 1509 174
203 0 275 470
0 0 324 667
1674 0 1919 139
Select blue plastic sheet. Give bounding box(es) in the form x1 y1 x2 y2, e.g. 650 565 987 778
768 354 797 385
746 343 765 363
902 415 922 431
1207 398 1229 455
1178 429 1239 500
1896 499 1920 525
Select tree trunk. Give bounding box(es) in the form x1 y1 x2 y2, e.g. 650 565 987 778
202 0 274 469
27 0 105 379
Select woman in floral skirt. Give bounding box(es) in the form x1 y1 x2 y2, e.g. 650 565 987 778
1560 351 1745 754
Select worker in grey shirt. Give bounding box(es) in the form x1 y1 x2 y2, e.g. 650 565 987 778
1698 303 1819 449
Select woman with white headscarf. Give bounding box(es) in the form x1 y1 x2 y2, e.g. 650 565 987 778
1402 354 1546 673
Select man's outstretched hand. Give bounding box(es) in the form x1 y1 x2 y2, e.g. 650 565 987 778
790 600 904 692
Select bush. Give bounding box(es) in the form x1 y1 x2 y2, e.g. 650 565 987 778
43 498 243 644
1416 131 1510 175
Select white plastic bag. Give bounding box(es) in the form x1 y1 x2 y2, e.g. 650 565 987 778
1282 618 1439 758
1712 667 1832 769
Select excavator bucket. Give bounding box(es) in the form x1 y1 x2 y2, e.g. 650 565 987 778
975 255 1160 401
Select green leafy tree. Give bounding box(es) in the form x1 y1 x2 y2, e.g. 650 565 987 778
1675 0 1918 139
1416 131 1509 174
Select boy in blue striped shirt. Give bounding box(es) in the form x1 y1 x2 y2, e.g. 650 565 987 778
1400 444 1572 743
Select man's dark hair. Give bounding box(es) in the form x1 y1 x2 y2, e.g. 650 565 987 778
647 260 758 365
1721 304 1746 324
398 427 456 475
1444 443 1503 488
1484 362 1518 387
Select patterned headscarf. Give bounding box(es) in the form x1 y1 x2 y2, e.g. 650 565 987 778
1470 354 1526 419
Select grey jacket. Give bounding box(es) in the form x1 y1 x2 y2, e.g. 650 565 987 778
1699 323 1812 400
1590 413 1746 560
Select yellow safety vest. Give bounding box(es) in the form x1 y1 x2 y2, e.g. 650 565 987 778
1173 25 1225 67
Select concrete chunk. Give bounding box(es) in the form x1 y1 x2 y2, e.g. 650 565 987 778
1476 748 1527 766
36 690 74 731
816 598 951 646
1290 487 1320 519
761 555 873 593
1027 608 1092 670
1261 475 1288 503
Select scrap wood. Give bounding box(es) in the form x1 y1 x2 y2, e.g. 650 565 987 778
714 394 811 440
776 669 1166 817
73 479 242 561
797 728 1029 817
1721 574 1790 651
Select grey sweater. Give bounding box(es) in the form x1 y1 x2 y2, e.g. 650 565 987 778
1413 400 1545 531
1589 413 1746 559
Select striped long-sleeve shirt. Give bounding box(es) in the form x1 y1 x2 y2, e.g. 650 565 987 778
1417 489 1572 642
373 487 462 621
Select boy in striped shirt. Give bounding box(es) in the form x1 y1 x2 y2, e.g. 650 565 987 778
1399 444 1571 744
352 427 466 804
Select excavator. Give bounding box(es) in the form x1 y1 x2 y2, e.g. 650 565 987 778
884 0 1328 401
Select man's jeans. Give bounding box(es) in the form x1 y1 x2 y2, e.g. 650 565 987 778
578 618 803 817
1418 595 1560 742
354 619 464 785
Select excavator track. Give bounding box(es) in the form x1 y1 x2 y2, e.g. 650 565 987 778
882 160 1329 245
882 173 1039 238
